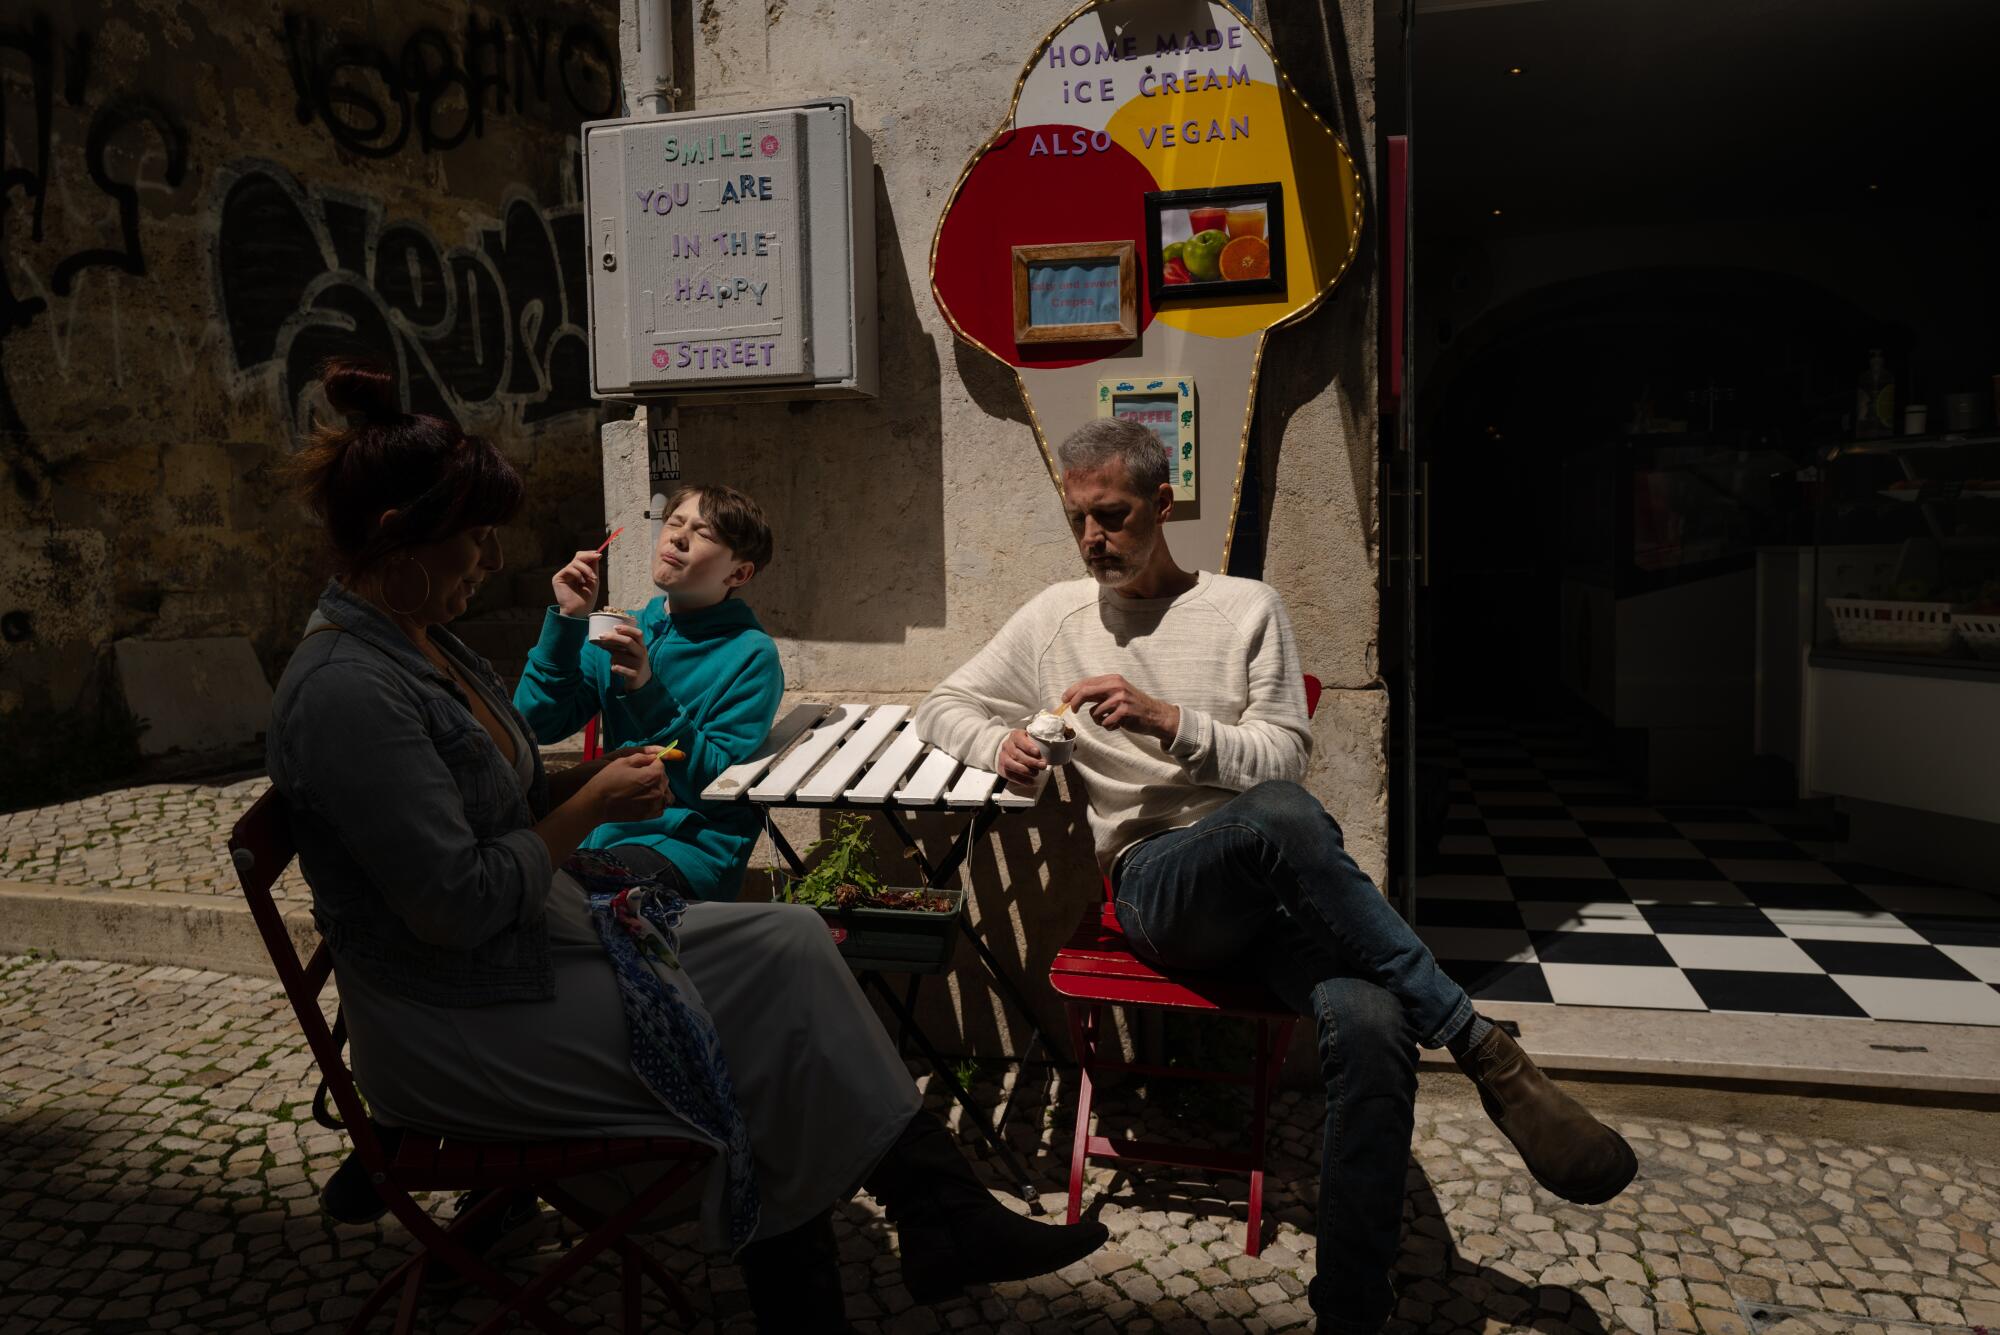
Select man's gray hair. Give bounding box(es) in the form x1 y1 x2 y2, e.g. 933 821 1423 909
1055 418 1170 494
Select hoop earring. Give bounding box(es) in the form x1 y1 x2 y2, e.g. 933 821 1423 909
383 555 432 618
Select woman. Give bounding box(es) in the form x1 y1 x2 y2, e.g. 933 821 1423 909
266 358 1105 1330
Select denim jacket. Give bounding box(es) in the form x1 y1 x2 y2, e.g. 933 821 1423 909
267 579 557 1006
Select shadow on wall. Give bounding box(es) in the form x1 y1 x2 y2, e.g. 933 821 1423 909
953 337 1033 431
1239 0 1379 574
678 166 946 643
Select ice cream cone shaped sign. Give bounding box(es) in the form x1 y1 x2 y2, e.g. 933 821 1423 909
931 0 1363 571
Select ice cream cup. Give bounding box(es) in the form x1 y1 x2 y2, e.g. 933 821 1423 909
1024 713 1076 767
1031 732 1075 767
587 609 638 643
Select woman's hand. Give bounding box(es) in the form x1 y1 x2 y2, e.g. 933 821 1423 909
602 625 652 692
552 549 602 618
583 753 671 823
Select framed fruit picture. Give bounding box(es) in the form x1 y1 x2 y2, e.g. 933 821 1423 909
1097 376 1197 501
1144 183 1287 305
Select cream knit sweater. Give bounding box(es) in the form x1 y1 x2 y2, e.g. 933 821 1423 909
914 571 1312 871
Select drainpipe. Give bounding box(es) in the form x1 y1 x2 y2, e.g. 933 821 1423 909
627 0 679 116
601 0 680 608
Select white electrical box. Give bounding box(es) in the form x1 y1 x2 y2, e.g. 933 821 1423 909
582 97 877 402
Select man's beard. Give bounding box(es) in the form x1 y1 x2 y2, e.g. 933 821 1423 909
1085 555 1130 586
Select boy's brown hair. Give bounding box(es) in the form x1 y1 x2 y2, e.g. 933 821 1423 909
667 483 774 573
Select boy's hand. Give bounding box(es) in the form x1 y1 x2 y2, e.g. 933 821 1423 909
1062 674 1179 742
603 625 652 692
552 550 602 618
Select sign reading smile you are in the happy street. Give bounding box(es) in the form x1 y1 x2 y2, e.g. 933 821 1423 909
585 98 878 400
616 108 803 382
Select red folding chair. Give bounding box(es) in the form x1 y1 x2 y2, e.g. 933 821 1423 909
228 787 713 1334
1048 674 1323 1257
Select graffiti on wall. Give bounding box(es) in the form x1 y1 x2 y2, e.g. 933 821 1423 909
280 9 619 159
215 162 597 432
0 11 188 503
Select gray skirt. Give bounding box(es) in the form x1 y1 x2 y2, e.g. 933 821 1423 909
336 876 920 1248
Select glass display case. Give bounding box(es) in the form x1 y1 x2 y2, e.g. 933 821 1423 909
1809 431 2000 668
1795 429 2000 844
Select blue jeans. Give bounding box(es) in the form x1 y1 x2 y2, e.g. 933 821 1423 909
1111 781 1474 1332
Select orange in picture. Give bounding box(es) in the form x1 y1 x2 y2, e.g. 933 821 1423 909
1219 235 1270 281
1225 207 1265 239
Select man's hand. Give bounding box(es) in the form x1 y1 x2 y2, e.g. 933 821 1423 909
1062 674 1179 743
996 730 1049 786
552 549 603 617
602 625 652 693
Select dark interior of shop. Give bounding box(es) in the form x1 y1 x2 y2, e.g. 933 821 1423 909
1397 0 1999 949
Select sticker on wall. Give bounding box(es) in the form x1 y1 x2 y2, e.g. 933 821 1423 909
1098 377 1197 501
930 0 1364 574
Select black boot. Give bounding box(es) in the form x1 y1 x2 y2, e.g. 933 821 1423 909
321 1121 402 1224
738 1207 849 1334
863 1110 1109 1304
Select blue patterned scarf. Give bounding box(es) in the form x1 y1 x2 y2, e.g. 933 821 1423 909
567 849 760 1253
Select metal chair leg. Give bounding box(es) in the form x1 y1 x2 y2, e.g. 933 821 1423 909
1065 1002 1098 1226
1245 1019 1273 1258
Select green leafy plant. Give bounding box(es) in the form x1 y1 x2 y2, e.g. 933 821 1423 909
784 813 953 913
786 813 887 909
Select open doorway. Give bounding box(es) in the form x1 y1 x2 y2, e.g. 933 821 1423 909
1394 0 2000 1024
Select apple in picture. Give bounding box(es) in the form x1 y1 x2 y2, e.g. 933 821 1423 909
1182 229 1228 281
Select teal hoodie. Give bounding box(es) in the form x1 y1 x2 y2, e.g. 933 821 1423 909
512 595 783 900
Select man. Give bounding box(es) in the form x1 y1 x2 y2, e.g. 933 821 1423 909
914 419 1634 1334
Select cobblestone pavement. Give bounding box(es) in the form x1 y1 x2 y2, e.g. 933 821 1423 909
3 953 1998 1335
0 779 308 904
0 755 592 909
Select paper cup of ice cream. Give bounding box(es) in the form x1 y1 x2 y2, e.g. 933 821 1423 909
587 609 638 643
1025 710 1076 766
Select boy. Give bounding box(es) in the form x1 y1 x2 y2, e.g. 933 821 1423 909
514 483 783 901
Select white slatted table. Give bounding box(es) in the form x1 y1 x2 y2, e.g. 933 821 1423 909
701 701 1054 1209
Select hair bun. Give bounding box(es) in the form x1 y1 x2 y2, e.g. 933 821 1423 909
318 356 402 426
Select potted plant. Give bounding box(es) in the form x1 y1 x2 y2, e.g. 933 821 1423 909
783 813 965 974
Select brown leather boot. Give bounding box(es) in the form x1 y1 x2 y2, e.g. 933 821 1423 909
1456 1025 1636 1205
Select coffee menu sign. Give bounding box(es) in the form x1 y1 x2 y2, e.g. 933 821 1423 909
932 0 1363 572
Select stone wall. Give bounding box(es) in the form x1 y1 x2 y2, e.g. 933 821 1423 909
0 0 621 765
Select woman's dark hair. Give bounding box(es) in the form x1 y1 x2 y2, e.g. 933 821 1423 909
286 357 524 573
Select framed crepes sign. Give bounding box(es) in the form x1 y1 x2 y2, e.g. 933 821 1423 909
930 0 1364 572
1013 241 1140 344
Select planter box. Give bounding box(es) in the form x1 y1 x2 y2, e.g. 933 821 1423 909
807 887 966 975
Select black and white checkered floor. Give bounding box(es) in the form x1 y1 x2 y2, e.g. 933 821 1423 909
1413 719 2000 1026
